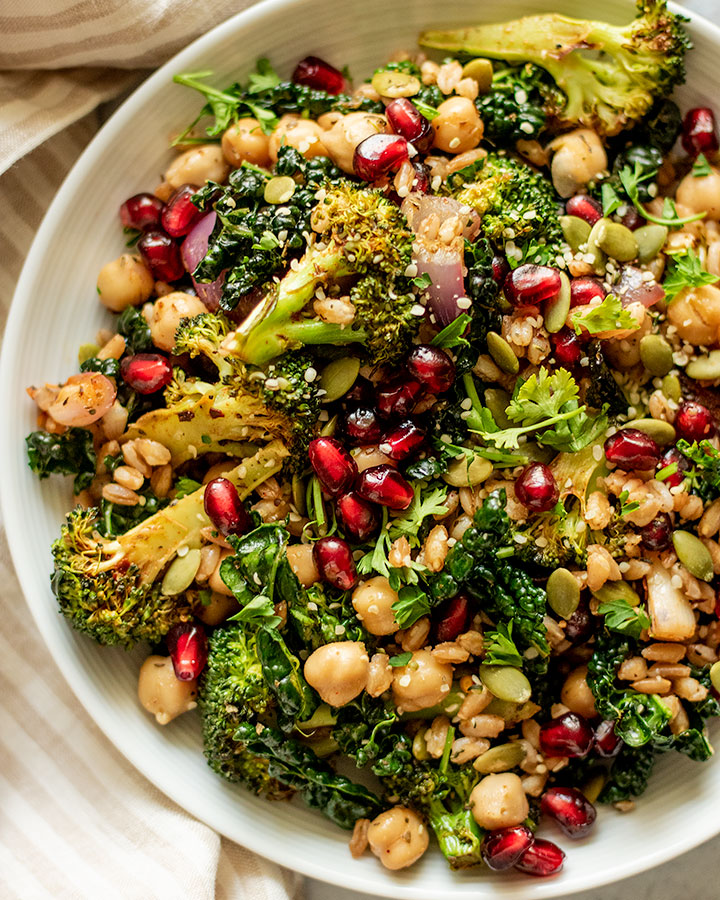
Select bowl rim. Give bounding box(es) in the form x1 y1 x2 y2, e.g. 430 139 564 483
3 1 720 897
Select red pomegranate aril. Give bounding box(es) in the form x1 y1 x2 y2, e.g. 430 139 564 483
353 133 409 182
657 446 690 488
570 277 605 308
357 465 414 510
491 255 510 283
120 192 165 231
604 428 661 470
138 230 185 282
564 599 594 644
376 377 425 418
313 536 357 590
515 463 559 513
167 623 208 681
541 786 597 839
385 98 433 153
380 420 426 461
411 161 431 194
344 407 384 444
308 437 358 497
621 206 646 231
204 477 253 537
515 839 565 877
120 353 173 394
337 492 379 542
435 594 470 642
407 344 456 393
482 826 534 871
681 107 719 157
504 264 562 307
594 719 623 758
552 328 583 368
161 184 203 237
292 55 346 94
641 512 673 551
565 194 603 225
675 400 716 442
539 712 594 758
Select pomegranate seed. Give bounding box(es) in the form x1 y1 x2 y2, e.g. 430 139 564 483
541 786 596 839
482 826 534 871
407 345 455 393
621 206 645 231
313 536 357 590
357 465 414 510
675 400 716 442
504 264 561 307
204 477 253 537
594 719 623 758
292 55 346 94
435 594 469 642
308 437 357 497
564 599 594 644
161 184 202 237
344 407 384 445
344 377 374 405
552 328 583 367
166 623 208 681
410 160 431 194
565 194 603 225
353 133 409 182
491 255 510 283
137 230 185 282
681 107 719 157
657 446 691 488
337 491 379 541
515 463 559 513
641 512 673 551
604 428 661 470
379 420 426 460
120 353 173 394
385 98 433 153
120 192 164 231
376 377 425 418
570 277 605 308
515 839 565 877
539 712 594 758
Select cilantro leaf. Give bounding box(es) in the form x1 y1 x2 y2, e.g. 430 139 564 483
389 484 449 546
597 597 650 640
571 295 639 336
391 585 431 628
692 154 713 178
389 651 412 667
431 313 472 348
601 182 623 217
483 622 523 667
174 476 203 498
247 58 281 94
662 250 719 305
619 164 706 228
506 368 579 423
230 594 282 628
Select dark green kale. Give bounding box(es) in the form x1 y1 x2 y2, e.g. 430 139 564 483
635 98 682 154
678 439 720 501
79 357 120 379
598 745 656 803
333 693 411 771
475 63 550 146
97 487 165 537
117 306 152 352
26 427 96 493
288 583 367 650
583 342 630 416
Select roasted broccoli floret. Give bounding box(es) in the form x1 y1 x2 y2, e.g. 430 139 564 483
421 0 691 137
173 312 241 380
513 506 589 569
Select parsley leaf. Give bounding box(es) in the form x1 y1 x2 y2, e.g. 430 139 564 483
571 295 638 336
431 313 472 349
601 182 623 217
390 485 449 545
662 249 719 304
174 476 203 498
391 585 432 628
230 594 282 628
506 367 578 422
172 70 280 136
483 622 523 667
597 597 650 640
389 651 412 667
246 57 281 94
693 154 713 178
619 164 706 228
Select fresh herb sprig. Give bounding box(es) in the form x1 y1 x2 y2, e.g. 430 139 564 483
662 249 719 304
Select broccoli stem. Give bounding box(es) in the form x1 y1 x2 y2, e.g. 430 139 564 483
428 801 485 869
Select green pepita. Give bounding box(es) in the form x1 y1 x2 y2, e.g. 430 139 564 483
412 730 430 761
320 414 338 437
710 661 720 694
662 373 682 403
78 343 100 364
371 69 420 98
686 350 720 381
634 224 668 264
592 581 641 607
472 742 527 774
442 453 493 487
319 357 360 403
484 388 512 428
544 271 571 334
161 548 201 596
672 530 714 582
621 418 676 446
586 219 608 274
560 215 592 252
487 331 519 375
547 567 581 619
479 665 532 704
639 333 674 376
461 58 494 94
581 769 607 804
263 175 296 205
595 220 638 262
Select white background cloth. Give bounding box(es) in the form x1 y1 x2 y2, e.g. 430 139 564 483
1 0 720 898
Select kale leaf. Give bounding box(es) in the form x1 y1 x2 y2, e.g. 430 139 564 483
26 428 96 493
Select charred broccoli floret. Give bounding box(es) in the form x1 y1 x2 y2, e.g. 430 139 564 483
513 506 589 569
173 312 241 381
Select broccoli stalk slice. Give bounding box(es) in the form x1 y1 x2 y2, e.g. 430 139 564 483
428 799 485 869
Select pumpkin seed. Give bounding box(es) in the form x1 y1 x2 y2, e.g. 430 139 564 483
544 271 571 334
710 661 720 694
639 334 674 376
320 414 338 437
319 356 360 403
484 388 512 428
662 373 681 402
461 58 494 94
263 175 296 205
78 343 100 365
595 220 638 262
672 530 714 582
621 418 676 445
371 69 420 98
161 548 201 596
581 769 607 804
292 474 306 515
442 453 493 487
560 215 591 251
547 567 581 619
634 224 668 263
586 219 608 273
483 698 518 720
472 742 527 774
487 331 519 375
686 349 720 381
412 730 430 761
479 665 532 704
592 581 641 607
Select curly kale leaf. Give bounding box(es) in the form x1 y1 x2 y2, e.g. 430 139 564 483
598 744 656 803
288 583 367 650
117 306 152 352
26 428 96 492
96 487 165 537
333 694 412 774
475 63 549 146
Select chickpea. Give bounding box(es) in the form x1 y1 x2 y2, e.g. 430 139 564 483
431 97 483 154
286 543 320 587
352 576 399 635
148 291 207 351
304 641 369 707
561 665 598 719
548 128 608 198
367 806 429 870
321 111 387 174
392 649 453 713
209 549 234 597
195 591 239 626
137 655 197 725
96 254 154 312
268 115 329 163
676 166 720 220
221 118 272 168
165 144 229 189
666 284 720 346
469 773 529 830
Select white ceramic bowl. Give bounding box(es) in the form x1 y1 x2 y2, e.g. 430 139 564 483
3 1 720 896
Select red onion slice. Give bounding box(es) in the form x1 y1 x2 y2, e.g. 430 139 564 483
181 211 225 310
412 237 468 326
616 266 664 308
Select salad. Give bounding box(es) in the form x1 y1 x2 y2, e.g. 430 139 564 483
24 0 720 879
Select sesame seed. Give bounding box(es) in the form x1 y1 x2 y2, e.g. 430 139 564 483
448 137 461 149
519 121 534 134
304 367 317 383
456 297 472 310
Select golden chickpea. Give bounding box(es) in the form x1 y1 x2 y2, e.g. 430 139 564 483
268 115 329 162
352 576 399 636
97 254 154 312
676 166 720 220
392 649 453 712
548 129 608 198
431 97 483 154
469 773 529 830
666 284 720 346
304 641 369 707
561 665 598 719
286 543 320 587
165 144 229 189
194 591 239 626
367 806 429 870
222 118 272 168
208 549 234 597
148 291 207 351
137 655 197 725
321 111 387 173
